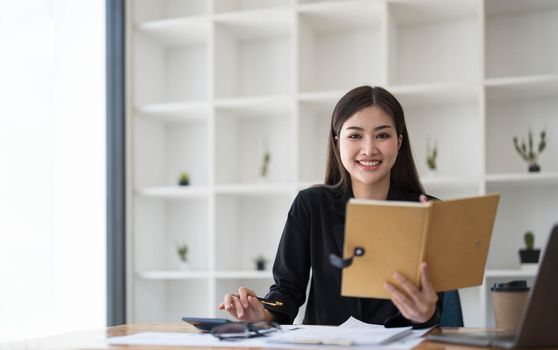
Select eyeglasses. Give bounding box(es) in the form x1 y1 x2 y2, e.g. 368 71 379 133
210 321 280 341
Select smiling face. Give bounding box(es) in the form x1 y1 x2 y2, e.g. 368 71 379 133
338 106 402 198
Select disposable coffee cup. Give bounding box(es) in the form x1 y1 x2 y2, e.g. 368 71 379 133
491 280 530 331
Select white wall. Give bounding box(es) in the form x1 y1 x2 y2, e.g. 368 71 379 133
0 0 106 343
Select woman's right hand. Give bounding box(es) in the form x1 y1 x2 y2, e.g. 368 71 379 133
218 286 272 322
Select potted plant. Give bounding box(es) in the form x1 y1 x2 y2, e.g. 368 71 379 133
254 255 268 271
513 128 546 172
178 172 190 186
426 139 437 173
176 243 189 270
519 231 540 268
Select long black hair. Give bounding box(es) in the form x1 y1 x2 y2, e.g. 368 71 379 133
324 85 424 195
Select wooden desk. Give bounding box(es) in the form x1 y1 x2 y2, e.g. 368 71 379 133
5 324 558 350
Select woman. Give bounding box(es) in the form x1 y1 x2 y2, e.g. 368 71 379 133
218 86 442 328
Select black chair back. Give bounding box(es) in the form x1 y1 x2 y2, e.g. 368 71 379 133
440 290 464 327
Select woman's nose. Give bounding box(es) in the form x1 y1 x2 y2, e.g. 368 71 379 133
361 137 376 155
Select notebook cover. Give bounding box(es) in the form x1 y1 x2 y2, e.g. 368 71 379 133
341 194 499 299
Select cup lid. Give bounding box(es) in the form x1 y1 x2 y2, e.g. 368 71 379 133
491 280 530 292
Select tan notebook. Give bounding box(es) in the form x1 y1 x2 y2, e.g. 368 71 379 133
341 193 500 299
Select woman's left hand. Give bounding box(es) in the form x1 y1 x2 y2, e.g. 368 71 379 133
384 262 438 324
383 194 438 324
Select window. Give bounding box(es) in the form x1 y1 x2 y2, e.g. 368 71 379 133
0 1 106 342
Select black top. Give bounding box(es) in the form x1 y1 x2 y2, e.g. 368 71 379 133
263 183 443 328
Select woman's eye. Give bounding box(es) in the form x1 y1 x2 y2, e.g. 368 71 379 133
348 134 362 139
377 133 391 139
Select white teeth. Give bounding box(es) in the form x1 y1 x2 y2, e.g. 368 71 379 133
359 160 380 166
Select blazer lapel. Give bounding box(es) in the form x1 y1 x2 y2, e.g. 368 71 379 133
329 188 352 255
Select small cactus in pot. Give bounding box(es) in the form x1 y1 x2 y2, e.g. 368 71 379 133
519 231 540 265
513 129 546 172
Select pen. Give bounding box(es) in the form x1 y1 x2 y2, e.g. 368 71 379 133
232 293 284 307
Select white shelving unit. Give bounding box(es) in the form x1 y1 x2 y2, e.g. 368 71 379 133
126 0 558 327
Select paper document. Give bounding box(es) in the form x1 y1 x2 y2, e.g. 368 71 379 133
340 316 386 328
107 317 424 349
341 317 433 338
267 325 411 346
107 331 421 349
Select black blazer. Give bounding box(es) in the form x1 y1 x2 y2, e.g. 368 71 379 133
263 183 443 328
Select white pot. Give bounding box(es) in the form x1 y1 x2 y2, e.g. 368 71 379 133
425 167 438 177
179 261 189 270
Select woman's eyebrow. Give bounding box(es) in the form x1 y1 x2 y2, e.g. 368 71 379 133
374 125 392 131
345 126 364 131
344 125 393 131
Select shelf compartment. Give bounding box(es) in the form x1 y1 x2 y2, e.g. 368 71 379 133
214 0 292 14
133 197 209 273
214 195 293 271
421 178 481 202
298 99 336 182
485 92 558 174
484 185 558 270
392 83 481 194
135 101 209 123
135 279 211 321
214 109 293 185
298 0 385 92
134 118 209 187
133 0 208 22
136 186 210 199
387 0 480 85
133 31 208 105
485 0 558 79
214 8 294 98
404 99 482 178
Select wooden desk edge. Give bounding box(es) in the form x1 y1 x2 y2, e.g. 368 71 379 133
4 324 558 350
